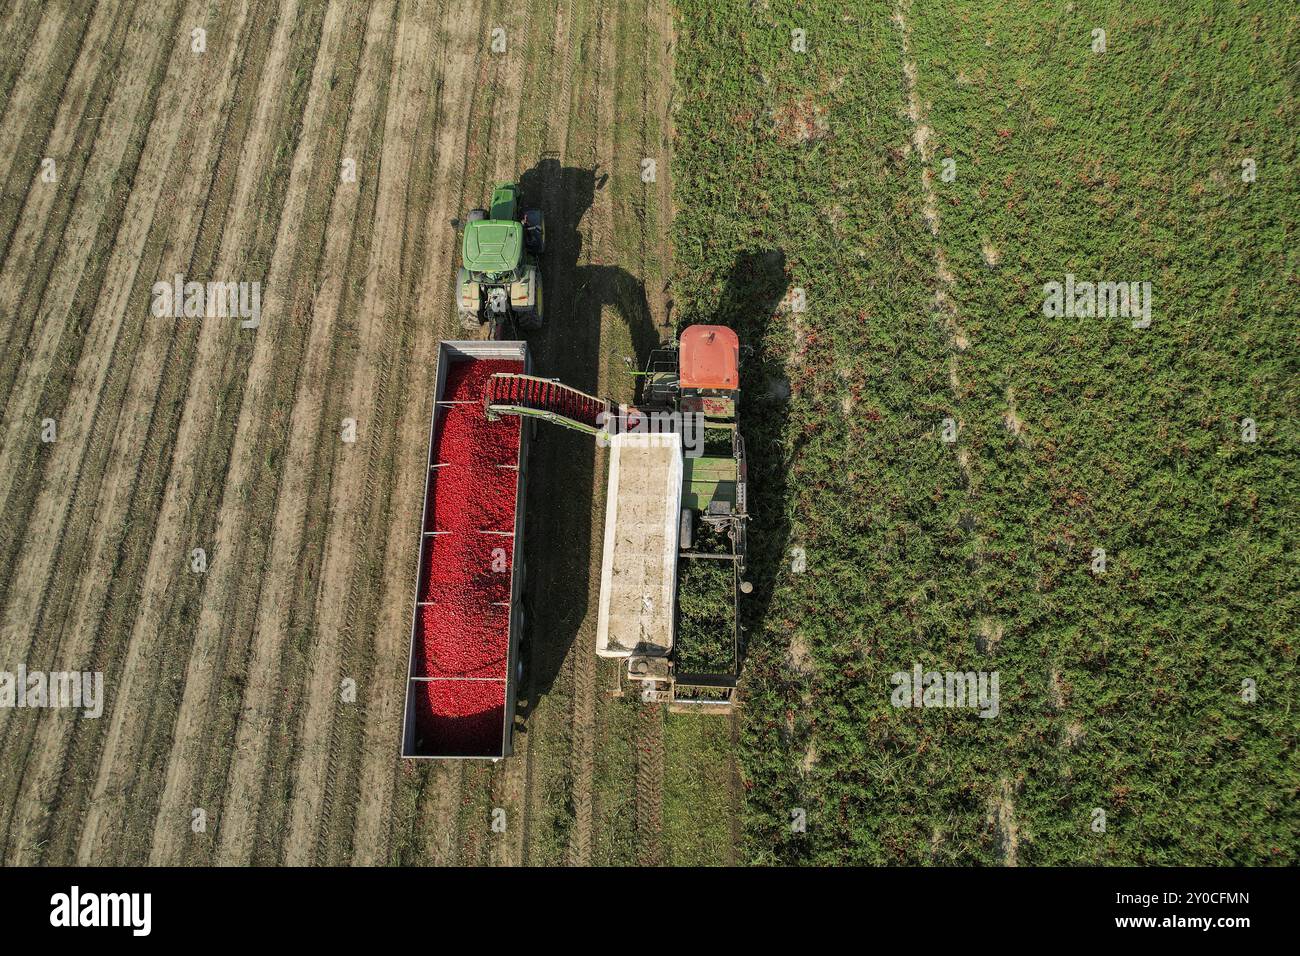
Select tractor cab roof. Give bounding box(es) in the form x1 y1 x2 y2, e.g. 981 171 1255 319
679 325 739 391
463 220 523 274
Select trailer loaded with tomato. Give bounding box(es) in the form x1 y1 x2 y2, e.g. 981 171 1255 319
401 340 532 759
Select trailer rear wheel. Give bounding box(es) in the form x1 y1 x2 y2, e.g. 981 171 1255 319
512 606 531 720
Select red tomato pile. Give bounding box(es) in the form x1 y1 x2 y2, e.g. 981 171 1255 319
485 374 605 428
414 358 521 754
414 680 506 756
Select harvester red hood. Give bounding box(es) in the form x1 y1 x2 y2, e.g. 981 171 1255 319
679 325 739 390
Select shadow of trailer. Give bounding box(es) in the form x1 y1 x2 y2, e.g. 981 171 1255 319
401 340 532 760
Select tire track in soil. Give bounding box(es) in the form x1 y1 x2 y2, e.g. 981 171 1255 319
509 2 568 861
123 0 325 866
160 0 356 868
530 0 584 868
488 0 530 184
0 0 123 384
243 3 377 864
29 0 280 866
426 0 514 868
383 0 539 868
388 14 475 856
475 0 534 869
276 0 399 868
509 0 582 868
0 2 73 178
0 0 144 766
579 0 628 861
379 0 485 867
0 0 100 326
0 0 176 696
631 0 672 868
0 0 162 792
894 0 1004 859
567 560 598 861
168 0 338 865
0 0 138 556
0 2 49 118
635 700 664 866
323 0 450 866
74 0 309 865
564 0 613 869
0 0 243 865
162 0 351 868
450 0 524 867
0 0 82 243
505 0 585 867
502 0 557 868
892 0 972 410
299 0 441 867
350 0 491 866
370 0 514 867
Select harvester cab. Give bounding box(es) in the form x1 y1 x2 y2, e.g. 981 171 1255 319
678 324 739 419
457 182 545 339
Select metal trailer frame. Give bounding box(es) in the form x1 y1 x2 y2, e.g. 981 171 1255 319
615 341 745 711
671 531 740 708
401 340 532 760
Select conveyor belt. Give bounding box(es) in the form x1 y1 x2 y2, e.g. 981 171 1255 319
484 372 610 435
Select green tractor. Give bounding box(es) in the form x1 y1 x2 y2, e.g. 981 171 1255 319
456 182 545 339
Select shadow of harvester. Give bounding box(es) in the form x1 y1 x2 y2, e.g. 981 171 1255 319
676 250 791 679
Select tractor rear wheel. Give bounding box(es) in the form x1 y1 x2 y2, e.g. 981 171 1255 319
523 209 545 255
456 266 481 330
517 281 543 330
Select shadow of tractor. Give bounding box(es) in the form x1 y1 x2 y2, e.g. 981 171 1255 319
511 157 660 714
507 157 791 717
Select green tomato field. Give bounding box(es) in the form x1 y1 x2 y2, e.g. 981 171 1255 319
674 0 1297 864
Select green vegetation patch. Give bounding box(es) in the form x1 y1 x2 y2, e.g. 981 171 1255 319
676 557 737 674
663 713 738 865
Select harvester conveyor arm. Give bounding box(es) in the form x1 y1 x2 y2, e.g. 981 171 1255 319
487 402 606 437
484 372 612 439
